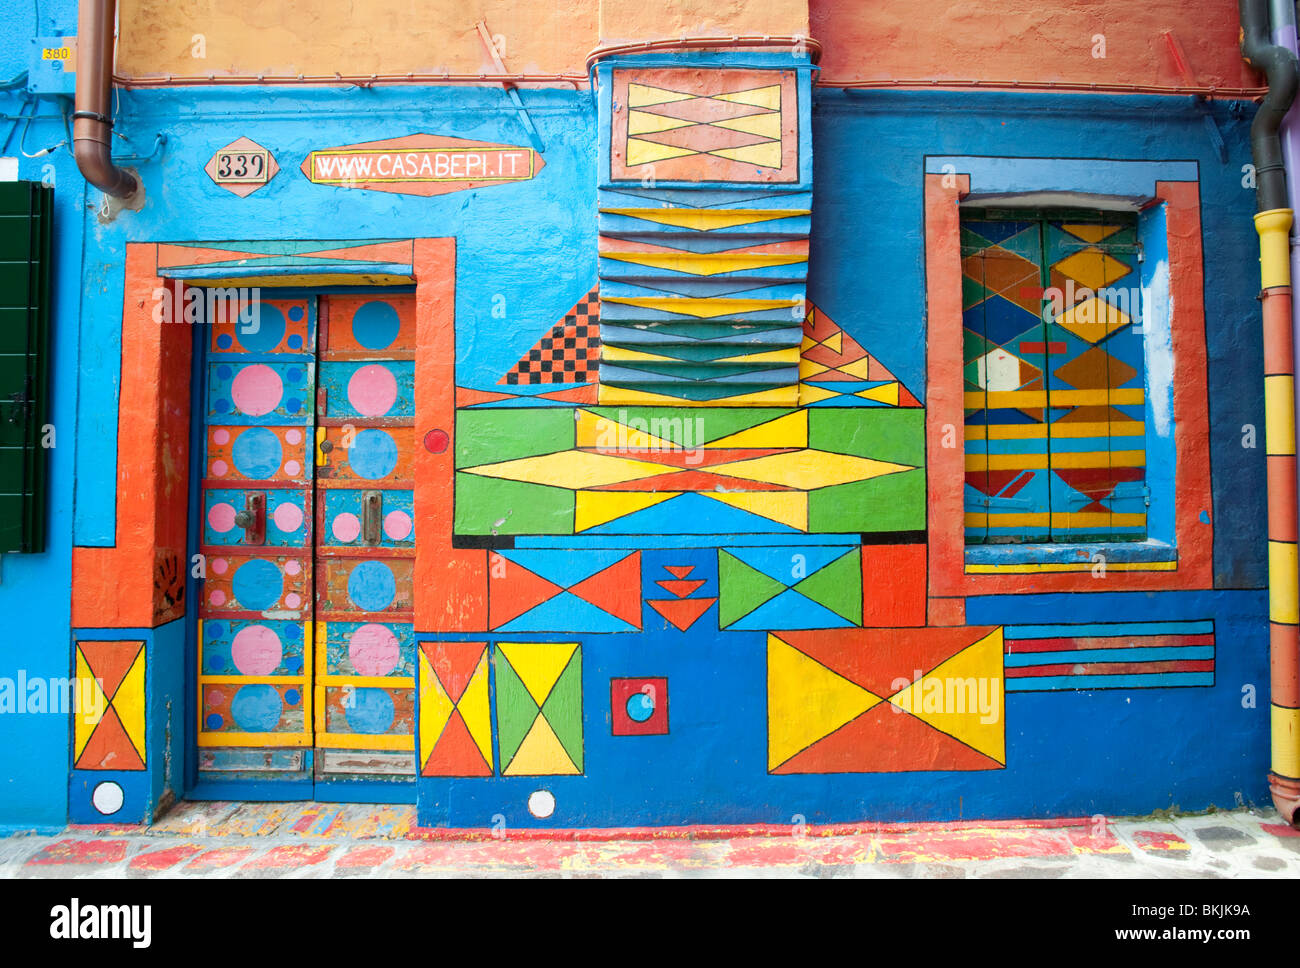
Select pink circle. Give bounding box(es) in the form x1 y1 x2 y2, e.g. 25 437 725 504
231 364 284 417
273 502 303 532
211 460 229 477
207 502 237 532
231 624 283 675
384 510 413 541
209 590 227 607
348 623 400 676
347 364 398 417
213 428 231 445
284 460 302 477
284 592 303 610
212 558 229 575
284 559 302 576
284 428 302 445
332 513 361 542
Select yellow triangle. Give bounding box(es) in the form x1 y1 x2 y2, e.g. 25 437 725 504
715 85 781 110
628 83 696 108
504 713 580 775
458 652 493 769
598 250 806 276
575 490 680 532
115 647 147 763
707 410 807 448
1055 296 1132 343
418 648 454 769
498 642 579 707
709 142 783 169
464 450 672 489
800 334 817 353
598 345 675 363
823 331 842 354
839 357 873 379
598 384 799 407
717 450 915 489
628 111 697 135
575 409 679 450
705 491 807 531
889 628 1005 764
715 347 800 365
626 138 699 166
1062 223 1123 243
602 295 794 318
800 357 829 379
768 634 881 771
74 648 107 760
799 382 840 405
599 208 806 230
857 382 899 405
712 112 782 140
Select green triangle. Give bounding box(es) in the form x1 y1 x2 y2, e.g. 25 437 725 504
602 380 787 401
719 550 788 628
794 548 862 625
494 651 539 768
539 650 584 772
962 275 991 313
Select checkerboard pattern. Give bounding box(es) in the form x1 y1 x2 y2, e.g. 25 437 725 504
501 287 600 385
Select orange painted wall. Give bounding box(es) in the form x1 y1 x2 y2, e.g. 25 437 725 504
598 0 807 46
811 0 1258 91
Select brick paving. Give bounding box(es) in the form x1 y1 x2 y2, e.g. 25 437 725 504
1 802 1296 877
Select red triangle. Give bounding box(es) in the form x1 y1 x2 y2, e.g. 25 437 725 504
422 709 492 777
78 641 142 700
457 387 519 407
774 627 994 698
537 385 599 403
774 703 1002 774
655 578 707 599
898 385 922 407
647 597 715 631
489 562 562 629
421 641 487 704
76 707 145 771
569 552 642 629
663 566 695 579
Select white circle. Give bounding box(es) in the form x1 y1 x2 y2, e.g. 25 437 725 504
91 781 124 816
527 789 556 819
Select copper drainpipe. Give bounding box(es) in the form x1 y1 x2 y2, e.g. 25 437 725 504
1242 0 1300 825
73 0 137 198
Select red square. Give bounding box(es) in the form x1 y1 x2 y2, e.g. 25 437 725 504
611 677 668 736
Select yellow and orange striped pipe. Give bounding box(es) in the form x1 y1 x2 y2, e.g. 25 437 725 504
1255 208 1300 823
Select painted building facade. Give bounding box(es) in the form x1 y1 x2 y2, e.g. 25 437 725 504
0 0 1283 830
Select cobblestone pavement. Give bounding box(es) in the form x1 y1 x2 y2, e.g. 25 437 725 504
1 802 1297 877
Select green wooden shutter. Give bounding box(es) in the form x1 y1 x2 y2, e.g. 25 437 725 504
0 181 52 553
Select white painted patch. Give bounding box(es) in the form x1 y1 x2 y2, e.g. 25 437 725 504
91 781 124 815
0 158 18 182
1144 260 1173 437
527 789 555 819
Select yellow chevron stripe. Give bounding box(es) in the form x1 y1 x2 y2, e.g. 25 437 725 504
599 208 808 230
603 296 797 318
965 450 1146 471
966 389 1145 408
599 250 807 276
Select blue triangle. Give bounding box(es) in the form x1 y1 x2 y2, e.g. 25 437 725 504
584 492 799 535
497 591 637 633
726 589 856 631
724 546 856 584
497 549 634 588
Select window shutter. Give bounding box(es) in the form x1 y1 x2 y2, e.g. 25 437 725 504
0 181 52 553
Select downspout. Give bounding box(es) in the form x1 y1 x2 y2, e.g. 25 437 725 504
73 0 137 198
1242 0 1300 825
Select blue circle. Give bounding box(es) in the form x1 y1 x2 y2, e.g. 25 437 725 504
347 561 395 611
351 301 401 350
288 305 305 322
231 427 283 478
344 688 395 734
285 656 303 674
207 622 225 637
231 559 283 610
214 398 230 414
285 398 302 414
238 303 286 353
230 684 283 731
217 364 232 381
626 691 655 723
349 429 399 480
207 655 227 672
217 334 233 350
205 713 223 730
284 688 301 706
286 368 302 384
287 334 304 350
283 624 301 640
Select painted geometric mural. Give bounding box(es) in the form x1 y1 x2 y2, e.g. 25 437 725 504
73 640 147 771
418 642 492 776
767 628 1006 774
800 305 923 408
719 546 862 629
499 285 600 386
962 215 1148 544
495 643 583 776
488 550 642 632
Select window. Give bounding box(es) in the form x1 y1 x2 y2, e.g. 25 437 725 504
960 209 1148 545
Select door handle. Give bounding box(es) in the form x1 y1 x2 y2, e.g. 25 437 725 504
362 490 382 546
234 492 266 545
